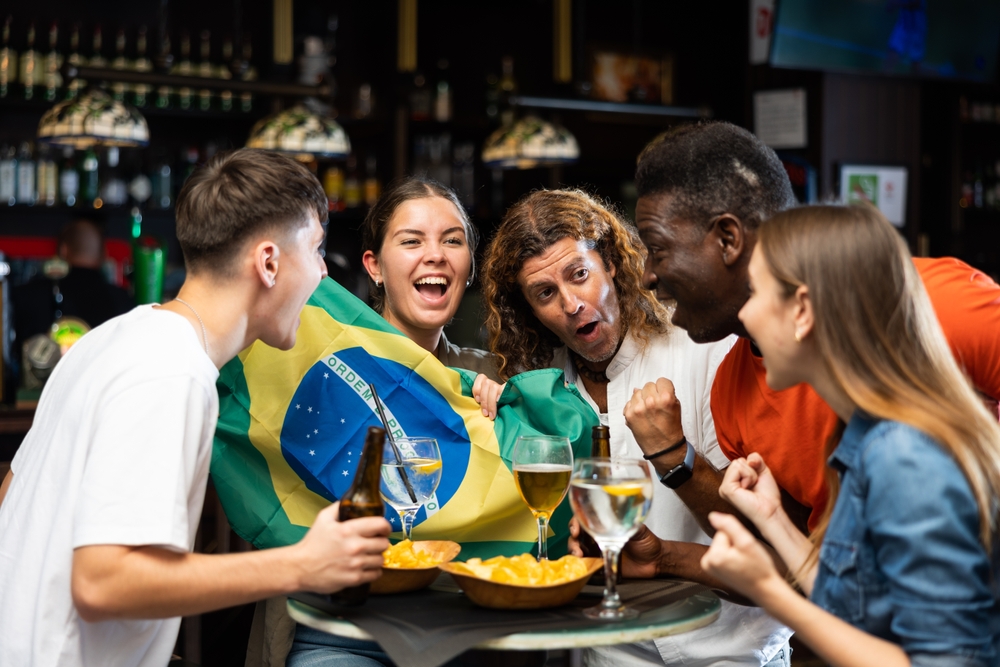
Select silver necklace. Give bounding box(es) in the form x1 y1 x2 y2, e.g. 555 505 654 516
175 298 208 353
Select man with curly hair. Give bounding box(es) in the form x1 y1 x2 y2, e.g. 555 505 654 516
481 189 792 667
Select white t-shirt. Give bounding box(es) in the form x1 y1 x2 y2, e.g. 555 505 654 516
554 329 793 667
0 305 220 667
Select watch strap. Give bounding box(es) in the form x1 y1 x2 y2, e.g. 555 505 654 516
659 441 696 489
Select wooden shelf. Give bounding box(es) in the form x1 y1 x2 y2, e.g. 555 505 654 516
510 96 711 119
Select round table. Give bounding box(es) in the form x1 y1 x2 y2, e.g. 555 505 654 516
287 591 721 651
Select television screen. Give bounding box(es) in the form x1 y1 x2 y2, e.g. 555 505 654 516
770 0 1000 82
840 165 909 227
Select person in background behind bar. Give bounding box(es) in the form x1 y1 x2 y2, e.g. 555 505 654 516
12 218 133 358
701 204 1000 666
481 188 793 667
0 149 391 667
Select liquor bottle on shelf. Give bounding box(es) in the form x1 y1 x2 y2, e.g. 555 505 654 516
16 142 35 206
239 35 257 112
409 72 431 121
36 143 57 207
89 25 107 68
155 33 173 109
353 83 372 119
499 56 517 104
101 146 127 207
0 16 16 99
434 59 451 122
334 426 386 606
197 29 213 111
43 22 61 101
171 31 193 110
79 147 100 208
363 155 380 208
20 22 39 100
65 23 83 99
484 72 500 122
59 146 79 207
217 35 234 111
452 142 475 209
0 145 16 206
343 155 361 209
127 152 151 208
323 165 344 212
150 151 172 209
110 27 129 102
131 26 152 107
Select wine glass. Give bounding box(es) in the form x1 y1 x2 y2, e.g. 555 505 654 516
512 435 574 561
569 457 652 620
379 437 442 540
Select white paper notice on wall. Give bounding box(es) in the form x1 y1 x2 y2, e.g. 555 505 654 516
754 89 807 149
749 0 776 65
840 165 908 227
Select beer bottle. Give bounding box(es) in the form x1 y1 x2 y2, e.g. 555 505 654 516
581 425 622 583
334 426 386 606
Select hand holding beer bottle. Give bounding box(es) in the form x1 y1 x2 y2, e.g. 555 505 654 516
289 426 391 601
335 426 389 605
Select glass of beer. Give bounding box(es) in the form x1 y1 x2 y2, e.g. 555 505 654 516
380 437 442 540
512 435 574 561
569 457 652 620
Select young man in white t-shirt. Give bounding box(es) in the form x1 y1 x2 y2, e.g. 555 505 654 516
0 149 392 667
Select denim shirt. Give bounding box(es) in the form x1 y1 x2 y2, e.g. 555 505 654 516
811 413 999 667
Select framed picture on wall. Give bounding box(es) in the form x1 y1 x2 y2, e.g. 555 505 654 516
589 49 674 105
839 164 909 228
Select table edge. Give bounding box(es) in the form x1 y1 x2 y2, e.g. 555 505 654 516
287 593 722 650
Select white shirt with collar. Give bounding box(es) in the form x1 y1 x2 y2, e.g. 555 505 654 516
553 328 793 667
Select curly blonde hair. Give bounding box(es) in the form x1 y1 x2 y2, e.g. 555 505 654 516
482 189 670 380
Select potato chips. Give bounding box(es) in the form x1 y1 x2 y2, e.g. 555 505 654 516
449 554 590 586
382 540 444 569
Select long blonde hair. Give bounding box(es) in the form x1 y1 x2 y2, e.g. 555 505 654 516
758 205 1000 560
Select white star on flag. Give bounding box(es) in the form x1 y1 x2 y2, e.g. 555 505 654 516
342 470 349 476
389 515 397 524
324 372 329 379
340 418 345 424
306 434 310 439
309 450 315 456
313 429 318 434
295 404 301 410
307 406 313 413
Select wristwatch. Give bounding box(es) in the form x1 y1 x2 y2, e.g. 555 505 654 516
658 440 696 489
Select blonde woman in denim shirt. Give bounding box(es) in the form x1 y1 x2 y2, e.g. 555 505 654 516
700 205 1000 667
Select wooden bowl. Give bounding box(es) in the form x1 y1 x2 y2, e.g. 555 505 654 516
438 557 603 610
370 540 461 595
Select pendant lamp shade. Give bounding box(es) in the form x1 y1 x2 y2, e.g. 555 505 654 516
37 89 150 148
246 104 351 159
482 115 579 169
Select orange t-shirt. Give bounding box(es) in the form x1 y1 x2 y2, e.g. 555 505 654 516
712 257 1000 531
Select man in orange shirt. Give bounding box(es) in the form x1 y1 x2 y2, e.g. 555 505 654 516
625 122 1000 533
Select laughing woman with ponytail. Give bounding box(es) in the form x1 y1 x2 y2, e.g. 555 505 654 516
700 204 1000 667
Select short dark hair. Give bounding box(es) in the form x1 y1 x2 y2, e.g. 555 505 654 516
361 176 477 313
635 121 796 230
175 149 329 275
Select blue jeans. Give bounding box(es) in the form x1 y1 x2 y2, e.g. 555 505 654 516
287 625 392 667
287 624 547 667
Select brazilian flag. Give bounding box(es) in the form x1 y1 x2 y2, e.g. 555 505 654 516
212 277 598 560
